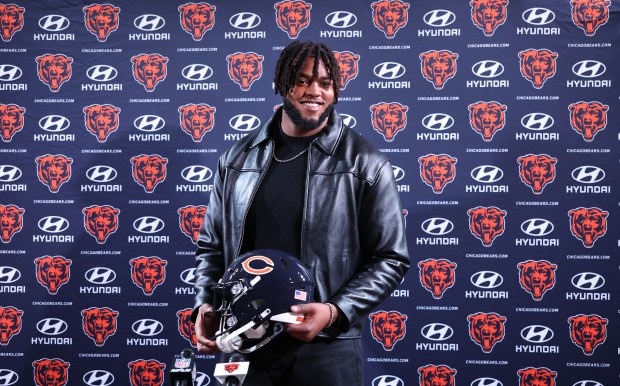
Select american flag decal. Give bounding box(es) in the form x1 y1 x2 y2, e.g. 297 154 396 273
294 290 308 301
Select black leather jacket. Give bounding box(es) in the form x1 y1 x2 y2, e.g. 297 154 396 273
193 109 409 338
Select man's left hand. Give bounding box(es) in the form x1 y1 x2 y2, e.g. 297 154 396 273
285 302 337 342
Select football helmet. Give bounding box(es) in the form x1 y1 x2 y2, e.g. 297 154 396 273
210 249 315 353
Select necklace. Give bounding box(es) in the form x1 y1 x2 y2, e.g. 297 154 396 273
273 147 308 163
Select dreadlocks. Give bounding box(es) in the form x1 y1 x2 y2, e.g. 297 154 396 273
274 41 341 103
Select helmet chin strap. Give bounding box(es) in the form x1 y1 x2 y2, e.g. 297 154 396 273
216 308 272 353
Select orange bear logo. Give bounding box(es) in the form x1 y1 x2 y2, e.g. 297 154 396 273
130 256 167 296
371 0 410 39
35 154 73 193
568 207 608 248
334 51 360 90
35 54 73 92
81 307 119 346
274 0 312 39
33 358 70 386
370 102 408 142
129 359 166 386
34 255 72 295
83 104 121 143
470 0 509 36
517 260 557 301
0 103 26 142
178 2 216 41
468 206 507 247
419 154 458 194
178 205 207 243
178 103 216 142
571 0 610 36
568 314 608 355
0 4 24 42
418 365 457 386
419 50 458 90
369 310 407 351
418 259 457 299
468 101 507 141
467 312 507 353
518 49 558 89
226 52 264 91
0 204 24 243
518 367 557 386
517 154 557 194
568 101 608 142
83 3 120 42
0 306 23 345
83 205 120 244
177 308 197 347
131 53 168 92
131 154 168 193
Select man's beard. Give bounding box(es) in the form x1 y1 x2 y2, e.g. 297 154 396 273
282 97 334 132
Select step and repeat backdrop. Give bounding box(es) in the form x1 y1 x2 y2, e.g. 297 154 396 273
0 0 618 385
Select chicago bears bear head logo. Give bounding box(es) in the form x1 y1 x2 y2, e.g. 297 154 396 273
517 154 557 194
470 0 509 36
274 0 312 39
468 206 507 247
0 3 24 42
130 256 167 296
131 154 168 193
467 312 507 353
83 104 121 143
371 0 410 39
0 204 24 243
226 52 264 91
419 50 458 90
468 101 507 141
568 314 608 355
0 306 23 345
83 3 120 42
571 0 610 36
35 54 73 92
81 307 118 346
517 260 557 301
334 51 360 90
418 259 457 299
177 308 196 347
568 101 608 142
83 205 120 244
418 365 457 386
419 154 458 194
33 358 70 386
568 207 608 248
518 367 557 386
129 359 166 386
178 2 216 41
35 255 72 295
370 102 408 142
131 53 168 92
178 205 207 243
35 154 73 193
518 49 558 89
0 103 26 142
369 310 407 351
178 103 216 142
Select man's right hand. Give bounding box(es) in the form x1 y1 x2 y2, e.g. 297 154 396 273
195 303 221 353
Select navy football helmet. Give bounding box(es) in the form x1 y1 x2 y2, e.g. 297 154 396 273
210 249 315 353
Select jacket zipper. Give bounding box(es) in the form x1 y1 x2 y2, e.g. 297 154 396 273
299 143 312 264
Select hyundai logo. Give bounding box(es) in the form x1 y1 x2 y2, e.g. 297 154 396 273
372 375 404 386
229 114 261 131
520 325 553 343
134 14 165 31
422 113 454 131
340 114 357 128
0 369 18 386
421 218 454 235
522 8 555 25
85 267 116 285
421 323 453 341
470 271 503 289
572 381 604 386
36 318 68 335
133 216 165 234
472 60 504 78
39 115 70 132
471 378 503 386
325 11 357 28
86 165 117 183
180 268 196 285
373 62 406 80
132 319 164 336
182 64 214 81
571 272 605 291
83 370 115 386
391 166 405 182
572 60 606 78
0 267 21 284
195 372 211 386
423 9 456 27
521 218 554 236
521 113 554 131
38 216 70 233
0 165 21 182
471 165 503 183
0 65 22 82
38 15 70 32
182 165 213 183
134 115 166 132
571 166 605 184
86 65 118 82
230 12 261 29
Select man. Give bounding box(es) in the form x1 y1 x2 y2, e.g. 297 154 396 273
193 41 409 386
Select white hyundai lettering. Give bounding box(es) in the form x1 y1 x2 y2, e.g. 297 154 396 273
325 11 357 28
521 113 554 131
132 319 164 336
134 14 165 31
39 115 70 132
0 65 22 81
0 166 21 182
38 216 70 233
571 272 605 291
39 15 70 31
37 318 68 335
181 165 213 183
423 10 456 27
133 216 165 233
182 64 213 81
471 271 503 289
86 165 117 183
472 61 504 78
421 323 453 341
373 62 406 79
572 60 606 78
0 370 18 386
229 114 261 131
422 218 454 235
181 268 196 285
372 375 404 386
522 8 555 25
521 219 553 236
86 65 117 82
422 113 454 131
230 12 261 29
471 378 503 386
391 166 405 182
0 267 20 283
85 267 116 285
134 115 166 132
83 370 115 386
572 166 605 184
521 325 553 343
471 165 503 183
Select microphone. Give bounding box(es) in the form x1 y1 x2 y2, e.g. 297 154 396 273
169 348 196 386
213 353 249 386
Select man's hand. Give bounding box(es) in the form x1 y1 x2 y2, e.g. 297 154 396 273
195 303 221 353
285 302 338 342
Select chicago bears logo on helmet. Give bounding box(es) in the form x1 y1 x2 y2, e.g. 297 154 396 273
518 49 558 89
470 0 509 36
178 103 216 142
568 101 608 142
467 312 507 353
418 259 457 299
517 154 557 194
419 154 457 194
83 204 120 244
129 359 166 386
568 207 608 248
468 101 507 141
0 204 24 243
369 310 407 351
178 2 216 41
176 308 196 347
371 0 410 39
370 102 408 142
0 306 23 345
419 50 458 90
571 0 610 36
418 364 457 386
178 205 207 243
130 256 167 296
0 3 24 42
274 0 312 39
334 51 360 90
518 367 557 386
33 358 70 386
81 307 118 346
568 314 608 355
130 154 168 193
35 54 73 92
35 154 73 193
83 104 121 143
131 53 168 92
34 255 72 295
226 52 264 91
468 206 507 247
0 103 26 142
83 3 120 42
517 260 557 301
